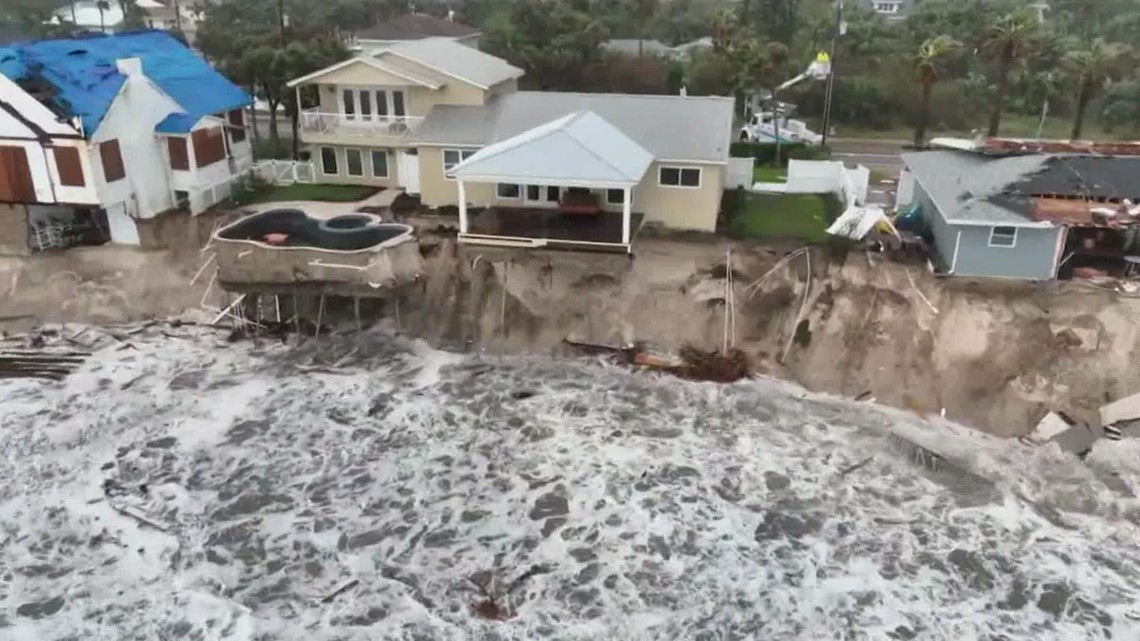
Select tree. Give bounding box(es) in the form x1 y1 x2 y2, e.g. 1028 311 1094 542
1102 81 1140 136
482 0 608 90
982 8 1039 136
913 35 961 146
96 0 109 32
631 0 658 56
1064 39 1131 139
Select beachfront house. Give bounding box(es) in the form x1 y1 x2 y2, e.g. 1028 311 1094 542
899 148 1140 280
287 37 734 254
0 30 253 248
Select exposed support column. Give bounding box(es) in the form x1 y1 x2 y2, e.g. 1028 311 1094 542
621 186 632 245
458 180 469 234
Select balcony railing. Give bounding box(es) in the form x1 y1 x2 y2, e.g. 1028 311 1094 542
300 109 423 138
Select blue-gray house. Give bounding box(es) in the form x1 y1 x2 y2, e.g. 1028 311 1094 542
898 150 1140 280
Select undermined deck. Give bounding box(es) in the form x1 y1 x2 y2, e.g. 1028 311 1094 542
463 207 645 252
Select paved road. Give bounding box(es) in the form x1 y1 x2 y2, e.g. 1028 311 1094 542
829 138 906 173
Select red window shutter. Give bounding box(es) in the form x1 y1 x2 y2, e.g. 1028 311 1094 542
100 139 125 182
53 146 85 187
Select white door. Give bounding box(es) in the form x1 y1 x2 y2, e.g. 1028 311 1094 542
105 203 140 245
397 150 420 194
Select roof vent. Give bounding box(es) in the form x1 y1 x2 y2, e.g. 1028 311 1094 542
67 49 88 56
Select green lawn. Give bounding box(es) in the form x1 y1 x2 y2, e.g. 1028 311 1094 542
752 165 787 183
241 183 379 205
732 193 836 243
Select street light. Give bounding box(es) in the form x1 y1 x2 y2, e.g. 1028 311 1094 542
820 0 845 147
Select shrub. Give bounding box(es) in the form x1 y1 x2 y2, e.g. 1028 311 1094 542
729 142 831 166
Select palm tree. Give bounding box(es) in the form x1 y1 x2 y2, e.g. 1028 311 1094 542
982 9 1039 137
96 0 110 32
913 35 961 147
1032 70 1062 138
1064 39 1131 140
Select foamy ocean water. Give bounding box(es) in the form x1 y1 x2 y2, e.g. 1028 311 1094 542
1 327 1139 641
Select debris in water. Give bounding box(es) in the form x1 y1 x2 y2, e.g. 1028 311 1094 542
665 345 751 383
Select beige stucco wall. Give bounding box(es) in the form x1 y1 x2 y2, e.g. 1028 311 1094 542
308 144 401 189
417 151 724 232
313 56 489 118
634 162 723 232
417 146 493 207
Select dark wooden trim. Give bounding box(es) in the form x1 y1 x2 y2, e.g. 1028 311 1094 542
167 136 189 171
99 139 125 182
0 145 36 202
52 146 85 187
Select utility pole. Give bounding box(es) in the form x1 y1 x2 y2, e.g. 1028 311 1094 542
277 0 287 44
820 0 844 147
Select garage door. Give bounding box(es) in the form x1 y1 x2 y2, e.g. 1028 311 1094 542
0 146 35 203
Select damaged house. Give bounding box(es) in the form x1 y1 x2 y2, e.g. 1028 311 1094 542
898 149 1140 280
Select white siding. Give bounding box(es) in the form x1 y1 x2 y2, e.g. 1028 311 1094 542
89 71 182 219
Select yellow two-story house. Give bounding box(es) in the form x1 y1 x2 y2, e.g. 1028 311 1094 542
288 38 734 254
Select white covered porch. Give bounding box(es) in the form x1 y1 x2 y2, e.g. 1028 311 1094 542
450 110 653 253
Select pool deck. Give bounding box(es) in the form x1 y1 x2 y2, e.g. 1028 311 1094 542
244 189 399 220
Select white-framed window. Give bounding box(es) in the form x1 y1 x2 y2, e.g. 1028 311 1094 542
874 1 900 13
989 226 1017 248
525 185 561 203
443 148 477 179
606 188 624 205
497 183 521 199
345 148 364 176
370 149 389 178
320 147 338 175
659 166 701 188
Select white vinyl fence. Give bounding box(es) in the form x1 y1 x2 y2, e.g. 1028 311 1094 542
252 159 315 185
725 157 754 189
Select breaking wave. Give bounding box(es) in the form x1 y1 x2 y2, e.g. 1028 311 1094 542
1 327 1139 640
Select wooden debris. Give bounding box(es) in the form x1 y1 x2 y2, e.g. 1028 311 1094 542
319 579 360 604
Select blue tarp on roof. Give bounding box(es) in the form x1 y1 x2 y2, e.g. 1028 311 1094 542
0 30 251 137
155 112 200 134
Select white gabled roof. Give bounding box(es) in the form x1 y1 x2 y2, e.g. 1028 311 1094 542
383 37 522 90
286 56 442 89
0 73 80 139
450 111 654 186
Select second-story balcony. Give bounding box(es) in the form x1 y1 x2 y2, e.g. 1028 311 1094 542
299 109 424 143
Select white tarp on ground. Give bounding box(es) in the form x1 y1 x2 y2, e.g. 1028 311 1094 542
1101 391 1140 427
826 204 894 240
1021 411 1076 446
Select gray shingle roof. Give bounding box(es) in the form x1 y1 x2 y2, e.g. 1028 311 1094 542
451 111 654 184
413 91 735 163
384 38 521 89
901 150 1048 224
357 14 480 41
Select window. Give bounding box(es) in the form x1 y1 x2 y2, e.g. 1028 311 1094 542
342 89 356 119
53 146 85 187
525 185 560 203
376 90 389 117
0 145 34 201
606 188 624 205
659 166 701 188
320 147 338 175
370 149 389 178
227 109 246 143
874 1 900 13
497 183 520 199
345 148 364 176
191 127 227 168
443 148 476 178
359 91 372 120
392 91 406 117
989 226 1017 248
167 137 189 171
99 139 125 182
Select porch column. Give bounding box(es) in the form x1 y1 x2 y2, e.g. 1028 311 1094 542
458 180 468 234
621 186 631 245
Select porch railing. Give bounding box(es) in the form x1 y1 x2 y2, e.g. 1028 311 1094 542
300 109 424 137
